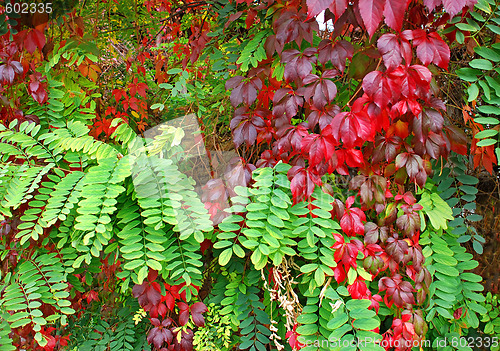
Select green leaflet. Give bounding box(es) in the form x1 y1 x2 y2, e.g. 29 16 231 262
0 252 74 342
419 189 453 231
66 297 145 351
307 287 384 351
425 229 484 332
0 120 61 164
0 162 53 223
236 30 271 72
51 120 119 161
74 157 130 257
14 166 59 245
41 171 86 226
0 308 15 351
236 285 271 351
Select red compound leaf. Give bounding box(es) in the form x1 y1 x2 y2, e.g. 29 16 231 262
301 125 337 167
24 28 46 53
301 70 338 110
411 30 450 69
377 33 412 70
147 318 174 349
226 76 262 107
318 39 354 72
379 274 415 308
331 109 372 148
230 107 266 147
340 196 366 237
282 47 317 82
288 165 322 203
132 271 162 311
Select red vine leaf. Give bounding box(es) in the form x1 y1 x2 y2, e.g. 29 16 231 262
288 166 322 203
379 274 415 308
273 88 304 119
442 0 468 17
147 318 173 349
282 48 317 82
301 70 338 110
358 0 385 39
230 107 266 147
306 0 334 20
383 0 409 32
318 39 354 72
24 29 46 53
340 196 366 237
362 70 395 108
328 0 349 20
377 33 412 70
331 110 372 148
301 125 337 167
411 30 450 69
225 76 262 107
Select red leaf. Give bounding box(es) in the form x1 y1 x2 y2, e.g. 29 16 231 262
358 0 385 39
282 48 317 82
445 125 467 155
328 0 348 20
161 284 181 311
288 166 321 203
286 324 305 350
112 89 126 103
85 290 99 304
378 274 415 308
224 157 255 196
395 151 423 180
190 302 208 327
306 0 335 20
147 320 173 349
28 73 48 104
318 39 354 72
423 0 442 11
331 110 372 148
226 76 262 107
301 125 337 167
132 280 162 310
362 71 394 108
172 329 194 351
348 278 369 299
226 11 243 30
383 0 409 32
442 0 467 17
274 11 318 47
0 61 22 85
364 222 389 244
396 204 422 236
24 29 46 53
343 148 364 168
350 174 386 208
385 237 409 263
412 30 450 69
178 302 190 326
273 88 304 119
377 33 412 70
177 302 207 327
301 71 338 110
340 196 366 237
307 105 338 130
372 134 402 163
230 107 266 147
245 9 257 29
389 64 431 101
